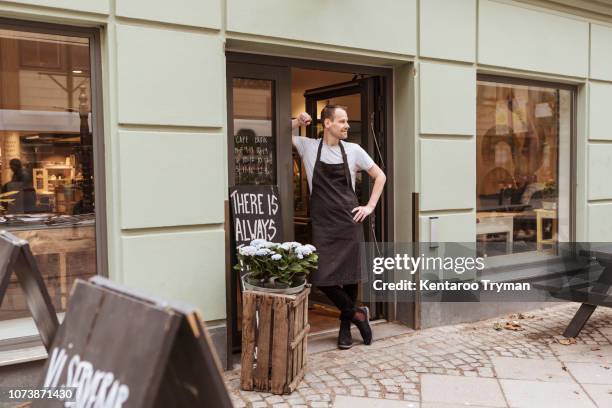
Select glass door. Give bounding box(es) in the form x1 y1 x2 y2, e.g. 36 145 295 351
227 63 293 233
226 62 292 350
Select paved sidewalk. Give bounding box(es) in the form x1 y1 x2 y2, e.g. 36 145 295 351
225 303 612 407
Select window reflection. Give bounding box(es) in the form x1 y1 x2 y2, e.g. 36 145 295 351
476 80 572 256
0 28 97 322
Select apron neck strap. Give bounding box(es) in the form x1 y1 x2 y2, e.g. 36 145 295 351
338 141 352 189
316 139 353 190
316 138 324 163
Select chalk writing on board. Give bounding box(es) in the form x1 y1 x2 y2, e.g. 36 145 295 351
43 346 130 407
229 186 282 246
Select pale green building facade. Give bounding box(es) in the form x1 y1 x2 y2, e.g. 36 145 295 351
2 0 612 371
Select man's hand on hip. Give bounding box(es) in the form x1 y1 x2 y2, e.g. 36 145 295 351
352 205 374 223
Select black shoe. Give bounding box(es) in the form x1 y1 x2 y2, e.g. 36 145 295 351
337 319 353 349
352 306 373 345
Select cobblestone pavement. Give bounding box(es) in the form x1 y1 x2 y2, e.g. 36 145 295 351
225 303 612 407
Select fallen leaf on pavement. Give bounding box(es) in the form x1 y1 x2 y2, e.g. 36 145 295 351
557 338 577 345
591 347 601 351
493 322 503 331
561 365 568 371
504 321 525 331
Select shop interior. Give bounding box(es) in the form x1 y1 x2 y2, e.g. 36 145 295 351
291 67 369 333
0 29 96 322
475 80 571 256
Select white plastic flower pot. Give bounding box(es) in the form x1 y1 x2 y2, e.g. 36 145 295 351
241 272 306 295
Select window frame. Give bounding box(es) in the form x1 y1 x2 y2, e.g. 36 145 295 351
475 74 577 271
0 18 107 353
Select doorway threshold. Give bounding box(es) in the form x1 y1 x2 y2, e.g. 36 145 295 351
307 321 414 354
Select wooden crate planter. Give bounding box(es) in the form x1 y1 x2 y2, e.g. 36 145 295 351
240 286 310 395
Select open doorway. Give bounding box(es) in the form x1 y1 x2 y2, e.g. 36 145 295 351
290 67 387 332
226 54 393 354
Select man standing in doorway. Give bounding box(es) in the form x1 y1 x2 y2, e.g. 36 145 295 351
291 106 386 349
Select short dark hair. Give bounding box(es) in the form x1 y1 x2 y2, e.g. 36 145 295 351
320 104 347 124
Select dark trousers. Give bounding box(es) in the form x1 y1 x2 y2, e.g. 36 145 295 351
318 284 358 321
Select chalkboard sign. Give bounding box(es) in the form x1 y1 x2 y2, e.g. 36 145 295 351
229 185 283 247
227 185 284 355
233 126 275 185
35 276 232 408
0 231 58 350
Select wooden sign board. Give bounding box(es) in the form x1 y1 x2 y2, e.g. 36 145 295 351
0 230 58 350
229 185 283 248
34 276 232 408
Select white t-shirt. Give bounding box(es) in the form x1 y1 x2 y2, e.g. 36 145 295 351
292 136 375 192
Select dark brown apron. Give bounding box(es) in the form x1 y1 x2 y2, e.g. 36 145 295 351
310 139 364 286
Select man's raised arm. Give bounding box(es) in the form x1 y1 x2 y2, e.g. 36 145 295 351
292 112 312 131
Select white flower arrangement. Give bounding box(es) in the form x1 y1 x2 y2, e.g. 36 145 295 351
235 239 318 288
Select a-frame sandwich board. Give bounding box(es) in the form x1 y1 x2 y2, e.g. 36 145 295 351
34 276 233 408
0 230 59 350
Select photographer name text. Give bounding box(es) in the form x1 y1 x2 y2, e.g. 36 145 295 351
372 279 531 292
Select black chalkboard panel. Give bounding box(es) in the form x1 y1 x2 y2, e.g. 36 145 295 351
34 276 233 408
229 185 283 247
0 231 58 350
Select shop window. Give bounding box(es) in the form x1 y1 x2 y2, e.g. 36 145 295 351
476 77 573 256
232 78 276 185
0 26 100 324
